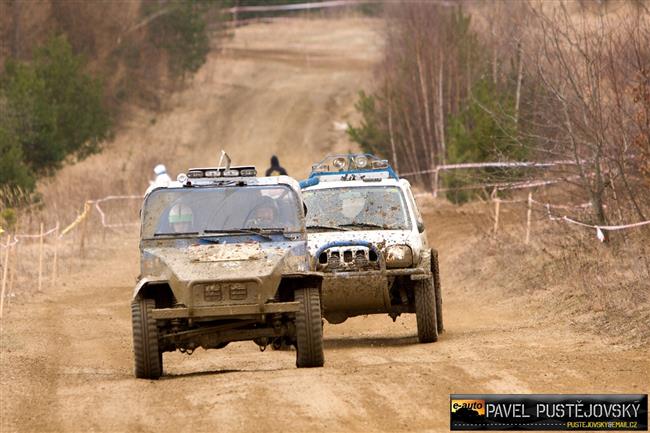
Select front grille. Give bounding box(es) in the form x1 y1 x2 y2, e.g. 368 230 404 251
318 246 379 272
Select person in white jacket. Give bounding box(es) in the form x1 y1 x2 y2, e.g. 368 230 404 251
145 164 173 195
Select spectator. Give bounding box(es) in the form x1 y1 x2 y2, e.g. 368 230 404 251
146 164 172 195
265 155 288 176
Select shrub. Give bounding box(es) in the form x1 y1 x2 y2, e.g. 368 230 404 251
444 78 527 203
346 91 389 157
0 35 110 201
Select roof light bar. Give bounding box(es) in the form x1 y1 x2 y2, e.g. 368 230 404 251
184 165 257 179
306 154 399 180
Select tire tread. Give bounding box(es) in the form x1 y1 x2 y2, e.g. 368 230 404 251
131 298 162 379
295 288 325 368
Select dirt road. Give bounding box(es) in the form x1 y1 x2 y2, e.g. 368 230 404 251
2 202 648 433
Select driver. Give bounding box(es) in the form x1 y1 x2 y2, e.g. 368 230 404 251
340 192 364 221
247 196 279 228
168 203 194 233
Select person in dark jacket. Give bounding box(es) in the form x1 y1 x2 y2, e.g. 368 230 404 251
265 155 288 176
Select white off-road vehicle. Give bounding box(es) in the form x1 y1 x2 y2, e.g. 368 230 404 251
300 154 443 342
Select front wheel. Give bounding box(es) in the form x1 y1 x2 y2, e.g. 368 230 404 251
131 297 162 379
414 277 439 343
294 288 325 368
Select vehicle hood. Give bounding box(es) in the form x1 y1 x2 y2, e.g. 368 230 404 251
143 241 309 283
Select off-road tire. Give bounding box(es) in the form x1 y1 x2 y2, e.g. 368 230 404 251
415 277 438 343
132 297 162 379
294 288 325 368
432 249 444 333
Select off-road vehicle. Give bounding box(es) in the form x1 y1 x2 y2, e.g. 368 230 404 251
132 165 324 379
300 154 443 342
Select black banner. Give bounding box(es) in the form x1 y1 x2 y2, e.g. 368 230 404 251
450 394 648 431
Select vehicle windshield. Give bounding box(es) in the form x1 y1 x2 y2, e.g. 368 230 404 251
142 185 302 238
302 186 411 231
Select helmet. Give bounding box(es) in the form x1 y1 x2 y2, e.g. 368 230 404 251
154 164 167 175
168 203 193 225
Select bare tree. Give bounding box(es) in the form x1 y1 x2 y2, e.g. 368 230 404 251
527 3 650 233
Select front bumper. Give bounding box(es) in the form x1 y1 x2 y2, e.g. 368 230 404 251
322 267 430 280
319 266 430 314
151 301 301 320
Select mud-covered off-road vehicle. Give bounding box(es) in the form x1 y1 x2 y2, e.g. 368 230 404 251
300 154 443 343
132 165 324 379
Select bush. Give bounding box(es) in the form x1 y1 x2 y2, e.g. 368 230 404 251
0 35 110 202
444 78 527 203
346 91 389 157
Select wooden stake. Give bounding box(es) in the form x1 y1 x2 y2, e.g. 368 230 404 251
525 192 532 244
432 168 439 198
8 238 15 298
9 219 20 299
52 223 59 284
80 204 89 259
1 237 10 319
38 222 44 292
493 198 501 237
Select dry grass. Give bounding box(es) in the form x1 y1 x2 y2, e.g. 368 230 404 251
446 196 650 347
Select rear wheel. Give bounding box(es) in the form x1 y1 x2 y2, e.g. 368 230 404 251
414 277 438 343
294 288 324 368
131 297 162 379
432 249 444 333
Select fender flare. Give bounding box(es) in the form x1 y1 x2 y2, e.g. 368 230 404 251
132 277 169 301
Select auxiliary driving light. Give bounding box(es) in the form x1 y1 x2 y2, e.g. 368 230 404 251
355 155 369 169
372 159 389 169
177 173 188 183
332 157 347 170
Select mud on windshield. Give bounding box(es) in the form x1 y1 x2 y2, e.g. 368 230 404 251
141 185 303 238
302 186 411 231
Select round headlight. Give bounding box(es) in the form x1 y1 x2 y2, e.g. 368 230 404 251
177 173 188 183
385 245 413 268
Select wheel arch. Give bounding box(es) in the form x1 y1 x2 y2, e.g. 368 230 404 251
132 278 176 308
277 272 323 301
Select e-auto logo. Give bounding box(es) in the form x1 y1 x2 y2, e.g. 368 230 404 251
451 399 486 420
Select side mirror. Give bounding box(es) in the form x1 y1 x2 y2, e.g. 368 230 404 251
417 221 425 233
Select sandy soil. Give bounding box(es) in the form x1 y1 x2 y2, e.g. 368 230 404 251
2 16 648 433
